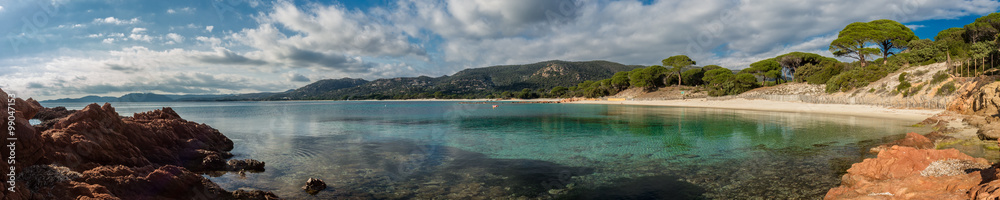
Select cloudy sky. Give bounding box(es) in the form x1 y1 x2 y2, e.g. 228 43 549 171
1 0 998 100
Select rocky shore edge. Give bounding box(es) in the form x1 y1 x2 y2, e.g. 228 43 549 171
0 88 279 200
825 78 1000 199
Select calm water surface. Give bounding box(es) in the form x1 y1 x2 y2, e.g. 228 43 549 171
42 101 930 199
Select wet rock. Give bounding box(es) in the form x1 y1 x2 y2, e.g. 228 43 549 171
826 146 989 199
202 154 227 171
870 132 934 153
227 159 266 171
231 189 282 200
34 106 76 122
303 178 327 194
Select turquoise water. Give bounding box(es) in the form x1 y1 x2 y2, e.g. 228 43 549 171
41 101 930 199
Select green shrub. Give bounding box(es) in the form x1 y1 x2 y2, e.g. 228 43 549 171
930 70 949 84
896 73 911 92
937 81 957 96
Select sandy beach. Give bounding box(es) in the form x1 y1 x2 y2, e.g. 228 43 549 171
568 98 943 122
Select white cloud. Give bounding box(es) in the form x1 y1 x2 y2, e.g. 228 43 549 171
906 25 926 30
131 27 147 33
87 33 103 38
166 33 184 43
0 46 292 99
167 7 195 14
196 36 222 46
388 0 1000 70
229 1 425 71
128 33 152 42
206 25 214 32
92 17 140 25
102 38 115 44
0 6 4 12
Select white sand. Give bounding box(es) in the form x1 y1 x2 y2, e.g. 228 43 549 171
568 98 942 122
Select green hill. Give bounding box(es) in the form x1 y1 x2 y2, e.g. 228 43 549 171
270 60 643 100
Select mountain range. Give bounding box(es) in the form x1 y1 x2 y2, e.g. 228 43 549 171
45 60 643 102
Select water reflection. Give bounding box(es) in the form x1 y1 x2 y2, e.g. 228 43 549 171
40 101 931 199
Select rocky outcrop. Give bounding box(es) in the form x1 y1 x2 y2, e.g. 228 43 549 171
33 106 75 122
40 103 235 171
948 79 1000 116
0 89 47 200
825 146 989 199
0 88 278 199
227 159 265 171
302 178 327 195
869 132 935 153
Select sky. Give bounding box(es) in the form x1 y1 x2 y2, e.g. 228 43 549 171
1 0 998 100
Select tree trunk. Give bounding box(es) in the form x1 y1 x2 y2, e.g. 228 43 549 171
677 73 682 86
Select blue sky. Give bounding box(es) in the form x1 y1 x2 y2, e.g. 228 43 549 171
1 0 998 100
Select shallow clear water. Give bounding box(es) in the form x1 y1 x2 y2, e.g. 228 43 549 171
41 101 930 199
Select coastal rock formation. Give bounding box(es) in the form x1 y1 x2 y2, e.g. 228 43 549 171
970 164 1000 199
40 103 235 171
948 79 1000 116
33 106 75 122
0 89 47 199
228 159 266 171
1 87 278 199
869 132 935 153
825 146 989 199
303 178 327 194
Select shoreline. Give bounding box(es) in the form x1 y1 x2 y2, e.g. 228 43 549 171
567 98 942 122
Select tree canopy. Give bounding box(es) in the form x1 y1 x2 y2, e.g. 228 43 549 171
830 20 915 66
964 13 1000 43
629 65 667 90
662 55 696 86
869 19 918 64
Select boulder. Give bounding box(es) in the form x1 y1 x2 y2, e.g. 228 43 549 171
826 146 989 199
228 159 266 171
302 178 327 194
870 132 934 153
979 122 1000 140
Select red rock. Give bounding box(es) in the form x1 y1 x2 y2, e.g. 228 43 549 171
870 132 935 153
0 90 277 199
40 103 234 171
0 88 47 200
825 146 989 199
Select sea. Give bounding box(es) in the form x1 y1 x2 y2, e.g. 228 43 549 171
40 101 932 199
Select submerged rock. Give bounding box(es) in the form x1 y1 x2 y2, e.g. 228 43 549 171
303 178 328 194
826 146 989 199
228 159 266 171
